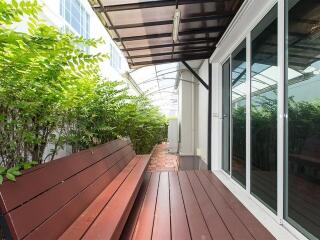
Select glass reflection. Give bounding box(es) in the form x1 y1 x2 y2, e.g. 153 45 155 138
251 5 278 212
231 40 246 186
222 60 231 173
286 0 320 238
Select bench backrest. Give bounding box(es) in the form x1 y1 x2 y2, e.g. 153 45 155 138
0 139 136 240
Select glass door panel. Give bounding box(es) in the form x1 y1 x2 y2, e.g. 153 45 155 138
286 0 320 238
231 40 247 187
251 5 278 212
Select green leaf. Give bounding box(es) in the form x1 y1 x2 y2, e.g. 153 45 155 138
0 167 6 174
12 170 22 176
0 175 3 185
6 173 16 182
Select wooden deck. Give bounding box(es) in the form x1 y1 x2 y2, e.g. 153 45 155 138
121 170 275 240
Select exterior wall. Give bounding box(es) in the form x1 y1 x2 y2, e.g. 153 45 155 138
197 61 208 164
15 0 129 81
208 0 309 239
177 70 196 156
167 119 178 153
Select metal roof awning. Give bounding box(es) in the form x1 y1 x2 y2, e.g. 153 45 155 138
90 0 244 68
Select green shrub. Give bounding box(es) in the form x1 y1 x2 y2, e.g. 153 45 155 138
0 0 167 182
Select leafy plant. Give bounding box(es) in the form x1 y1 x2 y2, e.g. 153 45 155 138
0 0 167 183
0 161 37 184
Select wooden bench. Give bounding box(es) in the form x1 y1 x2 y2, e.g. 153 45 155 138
0 139 150 240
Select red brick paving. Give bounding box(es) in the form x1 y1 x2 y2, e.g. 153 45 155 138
147 143 178 171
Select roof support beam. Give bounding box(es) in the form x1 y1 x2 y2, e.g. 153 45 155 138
131 54 211 66
108 12 233 30
124 38 217 51
182 61 209 89
113 26 225 42
94 0 230 12
128 48 209 59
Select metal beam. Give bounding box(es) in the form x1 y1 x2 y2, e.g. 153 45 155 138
108 12 233 30
93 0 230 12
124 38 217 51
127 48 209 59
113 26 225 42
96 0 134 65
182 61 209 89
130 53 211 66
123 72 144 95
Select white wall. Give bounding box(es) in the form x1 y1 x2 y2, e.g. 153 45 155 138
197 61 208 164
27 0 129 81
178 70 196 156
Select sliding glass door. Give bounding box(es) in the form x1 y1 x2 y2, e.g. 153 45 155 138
231 40 246 187
218 1 320 239
222 60 231 173
250 5 278 212
286 0 320 238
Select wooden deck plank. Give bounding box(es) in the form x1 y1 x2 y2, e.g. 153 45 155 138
81 155 149 240
168 172 191 240
186 171 233 240
152 172 171 240
178 171 212 240
58 156 141 240
196 171 255 240
120 173 152 240
203 171 276 240
131 172 160 240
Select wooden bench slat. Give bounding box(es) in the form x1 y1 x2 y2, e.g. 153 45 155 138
59 155 141 240
8 145 134 239
23 154 134 240
196 171 255 240
82 155 150 240
186 171 233 240
168 172 191 240
202 171 276 240
120 173 151 240
91 139 132 162
128 172 160 240
152 172 171 240
0 139 128 213
178 171 212 240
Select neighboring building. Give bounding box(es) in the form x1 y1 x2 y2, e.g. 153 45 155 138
38 0 129 81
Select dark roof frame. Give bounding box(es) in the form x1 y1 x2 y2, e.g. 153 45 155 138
91 0 244 67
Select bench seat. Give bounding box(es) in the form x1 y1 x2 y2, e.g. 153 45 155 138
0 139 150 240
60 155 149 240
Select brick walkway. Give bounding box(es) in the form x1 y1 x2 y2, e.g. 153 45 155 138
147 143 178 171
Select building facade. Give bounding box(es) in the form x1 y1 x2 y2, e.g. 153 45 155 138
37 0 129 81
189 1 319 239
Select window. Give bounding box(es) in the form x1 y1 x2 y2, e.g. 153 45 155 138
60 0 90 39
110 44 122 72
250 5 278 212
285 1 320 239
231 40 246 187
222 59 231 173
